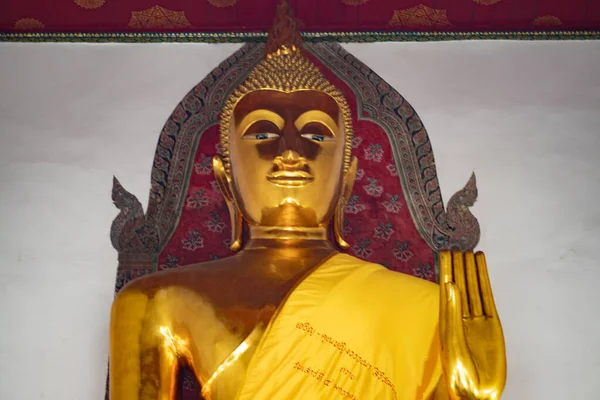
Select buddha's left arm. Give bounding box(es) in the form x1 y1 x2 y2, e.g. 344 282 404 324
433 250 507 400
430 375 451 400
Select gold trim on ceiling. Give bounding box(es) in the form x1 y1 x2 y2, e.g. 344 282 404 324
1 30 599 43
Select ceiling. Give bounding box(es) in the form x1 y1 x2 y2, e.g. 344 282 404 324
2 0 599 42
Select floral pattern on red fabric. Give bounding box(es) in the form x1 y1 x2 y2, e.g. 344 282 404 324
157 57 435 279
3 0 597 33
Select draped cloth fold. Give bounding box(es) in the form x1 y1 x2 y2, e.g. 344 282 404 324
234 253 442 400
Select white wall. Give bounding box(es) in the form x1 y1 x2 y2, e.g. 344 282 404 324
0 41 599 399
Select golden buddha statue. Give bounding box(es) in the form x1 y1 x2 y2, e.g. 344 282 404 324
109 2 506 399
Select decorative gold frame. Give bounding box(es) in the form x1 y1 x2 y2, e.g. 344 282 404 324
1 30 599 43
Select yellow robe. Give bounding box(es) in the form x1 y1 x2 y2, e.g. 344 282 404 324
235 253 442 400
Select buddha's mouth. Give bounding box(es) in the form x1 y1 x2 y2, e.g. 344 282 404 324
266 170 314 187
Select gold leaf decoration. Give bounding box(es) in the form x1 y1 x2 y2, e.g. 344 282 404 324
532 15 562 28
341 0 371 5
13 18 45 30
388 5 452 28
74 0 106 10
128 6 193 29
472 0 502 5
207 0 238 7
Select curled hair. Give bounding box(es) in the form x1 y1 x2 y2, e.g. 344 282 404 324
219 46 353 174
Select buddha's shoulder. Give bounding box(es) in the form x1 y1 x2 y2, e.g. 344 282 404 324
333 253 439 302
114 256 241 300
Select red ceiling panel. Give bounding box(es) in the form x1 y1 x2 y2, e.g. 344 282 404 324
1 0 598 40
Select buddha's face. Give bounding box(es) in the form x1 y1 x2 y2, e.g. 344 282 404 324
227 90 347 227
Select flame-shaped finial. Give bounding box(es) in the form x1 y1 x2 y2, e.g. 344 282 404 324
219 0 354 177
265 0 303 57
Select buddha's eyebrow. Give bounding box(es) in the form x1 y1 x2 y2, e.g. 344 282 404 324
237 109 285 136
294 110 339 137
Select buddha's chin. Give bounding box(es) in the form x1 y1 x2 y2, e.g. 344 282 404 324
260 203 319 228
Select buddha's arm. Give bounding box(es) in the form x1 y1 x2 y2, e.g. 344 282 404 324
431 376 451 400
430 372 504 400
434 250 506 400
109 289 180 400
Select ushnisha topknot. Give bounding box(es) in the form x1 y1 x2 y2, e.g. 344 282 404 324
219 0 353 174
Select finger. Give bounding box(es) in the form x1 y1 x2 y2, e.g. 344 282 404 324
465 251 483 317
452 250 470 318
476 251 498 317
439 250 453 285
444 283 479 390
439 251 452 337
444 283 467 345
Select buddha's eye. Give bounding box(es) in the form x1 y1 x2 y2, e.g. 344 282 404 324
243 120 280 140
299 122 334 143
301 133 333 142
247 132 279 140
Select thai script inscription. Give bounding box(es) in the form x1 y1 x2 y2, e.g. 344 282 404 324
293 361 357 400
340 367 356 380
295 321 398 399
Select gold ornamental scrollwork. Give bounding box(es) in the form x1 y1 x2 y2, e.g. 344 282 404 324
532 16 562 28
207 0 238 7
74 0 106 10
341 0 370 5
388 5 452 28
472 0 502 5
13 18 45 30
128 6 193 29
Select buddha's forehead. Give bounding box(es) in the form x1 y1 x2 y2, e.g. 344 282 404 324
232 90 341 122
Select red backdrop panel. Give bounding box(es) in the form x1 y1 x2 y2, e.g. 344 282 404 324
3 0 599 33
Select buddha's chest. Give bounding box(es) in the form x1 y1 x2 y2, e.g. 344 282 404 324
145 276 285 379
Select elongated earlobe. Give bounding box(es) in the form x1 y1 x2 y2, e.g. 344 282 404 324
213 156 243 252
334 157 357 249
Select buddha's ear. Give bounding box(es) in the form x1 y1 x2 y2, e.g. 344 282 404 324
213 156 234 202
342 157 358 203
213 156 243 252
334 157 358 250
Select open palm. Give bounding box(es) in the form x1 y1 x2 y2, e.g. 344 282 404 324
439 250 507 400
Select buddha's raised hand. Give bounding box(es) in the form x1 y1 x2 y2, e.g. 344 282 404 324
438 250 507 400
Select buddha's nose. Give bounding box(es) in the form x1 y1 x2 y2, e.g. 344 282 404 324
274 150 307 171
282 150 299 163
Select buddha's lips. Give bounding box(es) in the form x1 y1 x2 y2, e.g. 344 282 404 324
267 170 314 186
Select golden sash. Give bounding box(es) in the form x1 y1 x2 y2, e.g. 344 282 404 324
235 253 442 400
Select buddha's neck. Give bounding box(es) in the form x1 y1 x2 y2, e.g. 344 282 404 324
244 225 334 251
